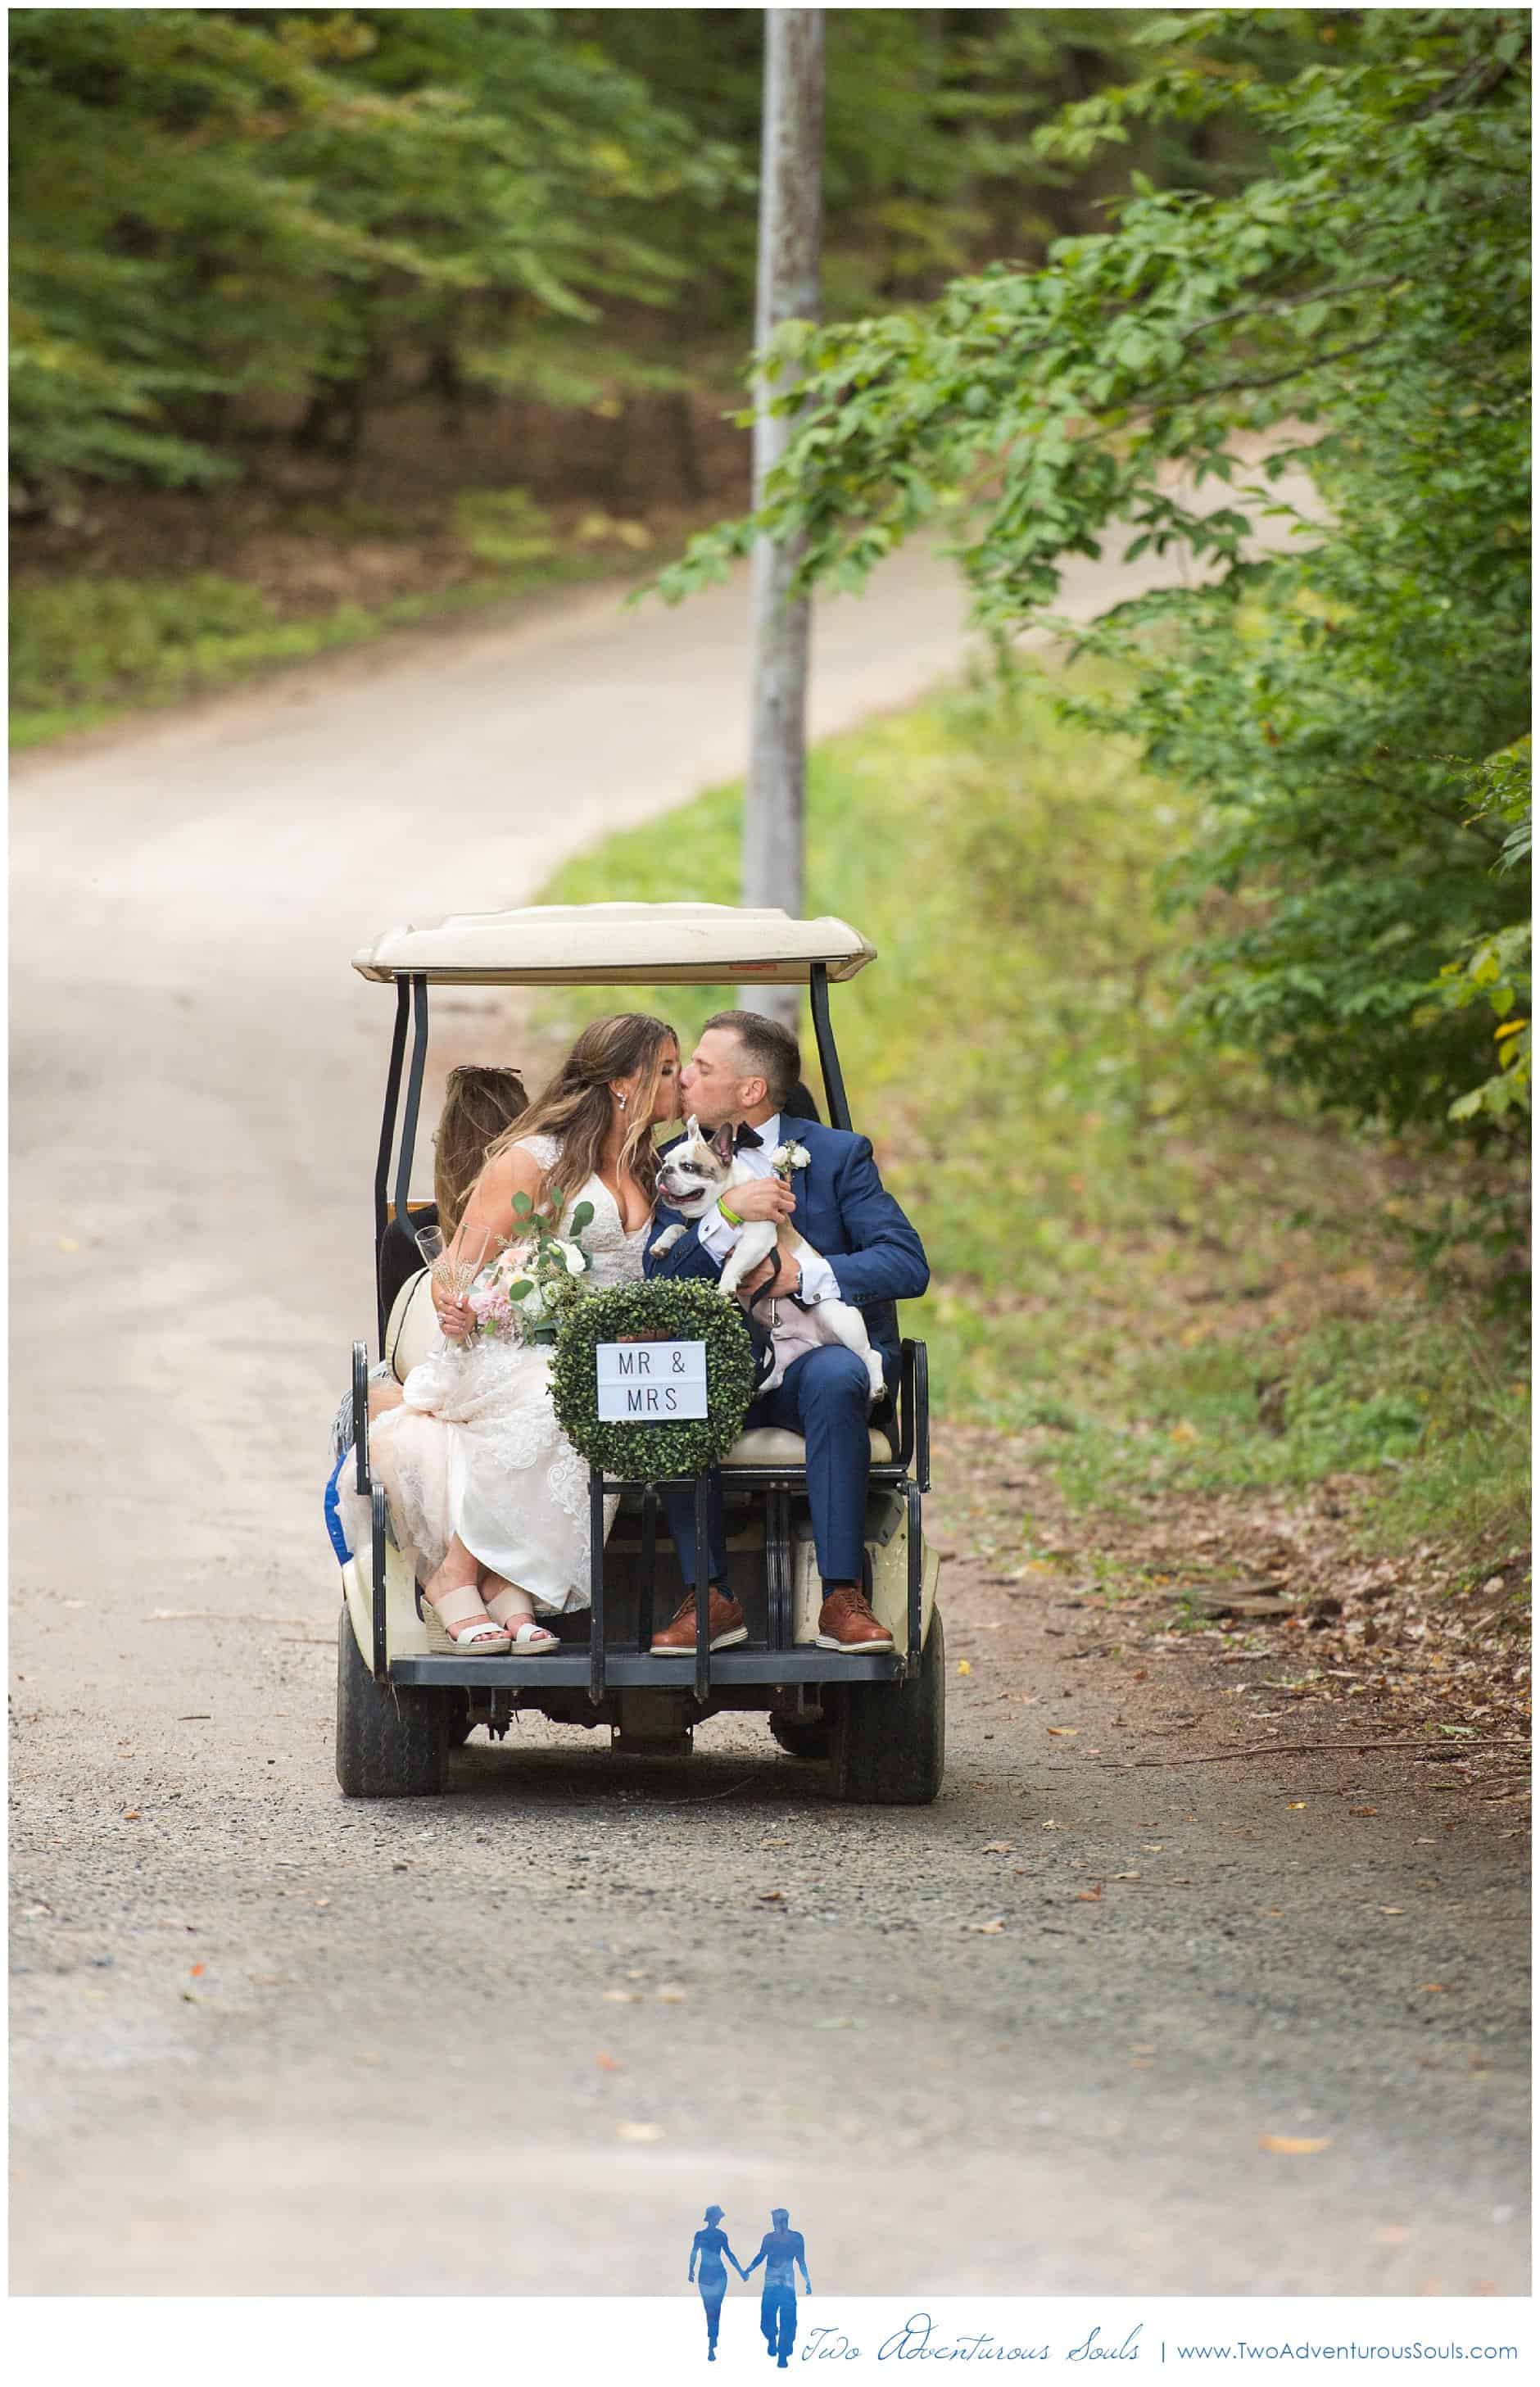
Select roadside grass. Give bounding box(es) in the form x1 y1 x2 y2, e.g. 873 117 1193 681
9 553 611 750
9 484 691 750
534 664 1529 1578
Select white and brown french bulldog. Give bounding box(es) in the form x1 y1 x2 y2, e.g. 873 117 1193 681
651 1116 885 1404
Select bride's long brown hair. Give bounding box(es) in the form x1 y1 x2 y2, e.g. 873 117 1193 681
484 1013 677 1217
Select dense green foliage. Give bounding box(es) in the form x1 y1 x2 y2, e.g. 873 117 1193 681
9 6 727 491
11 9 1275 498
537 681 1529 1565
659 9 1532 1142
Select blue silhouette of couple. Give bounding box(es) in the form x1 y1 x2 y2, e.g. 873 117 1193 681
689 2205 810 2365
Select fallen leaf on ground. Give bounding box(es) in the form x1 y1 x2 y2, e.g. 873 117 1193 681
1260 2135 1333 2155
1285 1801 1308 1810
1417 1982 1447 1993
1349 1805 1379 1817
760 1837 789 1848
957 1661 972 1676
981 1841 1013 1855
1075 1884 1103 1904
654 1986 688 2003
1379 1906 1406 1916
616 2122 664 2144
603 1989 642 2004
189 1963 205 1978
757 1889 786 1904
595 2051 623 2072
122 1810 141 1821
1046 1726 1079 1737
967 1918 1006 1934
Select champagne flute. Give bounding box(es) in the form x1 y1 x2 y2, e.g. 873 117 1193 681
417 1225 490 1338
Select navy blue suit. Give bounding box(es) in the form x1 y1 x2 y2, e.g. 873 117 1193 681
645 1119 928 1589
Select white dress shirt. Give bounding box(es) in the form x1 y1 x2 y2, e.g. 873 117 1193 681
694 1112 841 1303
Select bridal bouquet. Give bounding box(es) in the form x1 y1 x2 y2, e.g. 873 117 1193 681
466 1193 595 1347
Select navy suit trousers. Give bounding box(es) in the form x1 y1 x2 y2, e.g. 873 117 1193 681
665 1343 872 1593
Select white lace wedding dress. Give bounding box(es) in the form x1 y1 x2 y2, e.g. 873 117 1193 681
365 1135 650 1614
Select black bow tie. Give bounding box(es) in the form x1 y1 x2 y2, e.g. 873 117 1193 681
733 1123 763 1153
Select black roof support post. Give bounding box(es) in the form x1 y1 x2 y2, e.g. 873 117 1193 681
391 972 432 1256
374 975 411 1352
808 962 852 1131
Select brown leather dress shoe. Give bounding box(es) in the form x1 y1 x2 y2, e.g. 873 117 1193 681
650 1588 748 1655
815 1585 895 1652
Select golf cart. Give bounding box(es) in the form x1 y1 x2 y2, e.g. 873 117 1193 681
336 902 943 1803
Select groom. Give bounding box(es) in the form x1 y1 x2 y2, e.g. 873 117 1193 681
645 1009 928 1654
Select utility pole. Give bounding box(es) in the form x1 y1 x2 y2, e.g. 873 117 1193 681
741 7 823 1026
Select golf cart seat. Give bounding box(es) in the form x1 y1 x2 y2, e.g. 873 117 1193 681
722 1424 894 1465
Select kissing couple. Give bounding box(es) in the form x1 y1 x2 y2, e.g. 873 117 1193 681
356 1007 928 1657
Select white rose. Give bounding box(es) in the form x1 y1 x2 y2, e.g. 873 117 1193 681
559 1239 587 1275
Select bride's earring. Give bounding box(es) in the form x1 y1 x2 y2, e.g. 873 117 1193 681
614 1090 627 1109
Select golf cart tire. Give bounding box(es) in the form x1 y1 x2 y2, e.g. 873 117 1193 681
769 1714 831 1761
335 1604 448 1798
827 1606 945 1805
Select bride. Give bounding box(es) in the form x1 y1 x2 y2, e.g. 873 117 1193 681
367 1013 680 1653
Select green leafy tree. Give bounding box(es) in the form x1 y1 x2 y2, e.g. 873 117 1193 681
659 7 1531 1139
8 7 731 491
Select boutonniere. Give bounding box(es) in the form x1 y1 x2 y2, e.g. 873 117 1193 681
770 1140 812 1179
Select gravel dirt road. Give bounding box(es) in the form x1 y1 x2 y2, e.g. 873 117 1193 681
9 533 1528 2296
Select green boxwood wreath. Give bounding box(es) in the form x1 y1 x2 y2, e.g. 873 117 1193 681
550 1279 759 1480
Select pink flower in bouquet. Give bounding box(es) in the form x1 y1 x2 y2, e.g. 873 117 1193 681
468 1281 514 1333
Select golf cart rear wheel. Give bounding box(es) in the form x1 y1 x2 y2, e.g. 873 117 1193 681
335 1604 449 1797
769 1714 831 1761
827 1606 945 1805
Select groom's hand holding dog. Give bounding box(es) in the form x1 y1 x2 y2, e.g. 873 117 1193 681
643 1008 928 1658
724 1175 801 1302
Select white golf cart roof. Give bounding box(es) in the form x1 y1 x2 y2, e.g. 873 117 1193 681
352 902 876 986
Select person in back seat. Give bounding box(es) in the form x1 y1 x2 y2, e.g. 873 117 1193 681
325 1065 528 1559
366 1065 529 1425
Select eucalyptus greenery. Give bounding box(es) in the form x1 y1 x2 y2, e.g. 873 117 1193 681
550 1280 757 1482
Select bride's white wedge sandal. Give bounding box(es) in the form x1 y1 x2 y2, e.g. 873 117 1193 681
421 1582 513 1655
482 1586 559 1655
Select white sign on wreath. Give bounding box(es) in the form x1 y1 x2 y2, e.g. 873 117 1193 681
595 1339 709 1422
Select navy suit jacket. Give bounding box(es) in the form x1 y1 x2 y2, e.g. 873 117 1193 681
643 1118 929 1393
